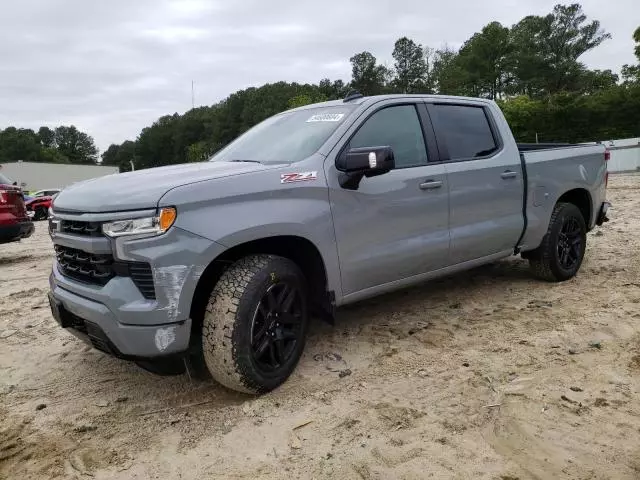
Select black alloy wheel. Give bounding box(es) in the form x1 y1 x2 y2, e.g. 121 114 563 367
528 202 587 282
202 254 309 394
557 216 582 270
250 281 304 374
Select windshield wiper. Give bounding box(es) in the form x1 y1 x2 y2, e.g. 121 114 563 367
229 159 262 164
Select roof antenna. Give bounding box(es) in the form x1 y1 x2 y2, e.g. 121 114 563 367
343 90 364 102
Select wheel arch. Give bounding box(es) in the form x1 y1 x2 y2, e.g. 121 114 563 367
556 188 593 229
189 235 333 346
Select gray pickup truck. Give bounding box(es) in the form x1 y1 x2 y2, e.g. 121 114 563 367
48 94 610 393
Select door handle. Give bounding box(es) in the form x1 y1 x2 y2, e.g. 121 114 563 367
501 171 517 179
419 180 443 190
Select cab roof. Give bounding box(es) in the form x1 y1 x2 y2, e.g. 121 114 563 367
287 94 494 113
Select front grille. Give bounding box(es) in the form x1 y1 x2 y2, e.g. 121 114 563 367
129 264 156 299
61 220 102 236
54 244 156 299
55 245 114 285
54 215 156 298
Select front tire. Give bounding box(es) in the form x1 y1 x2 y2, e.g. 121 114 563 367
202 255 309 394
528 202 587 282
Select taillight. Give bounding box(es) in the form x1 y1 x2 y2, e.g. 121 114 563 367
0 190 7 204
604 150 610 187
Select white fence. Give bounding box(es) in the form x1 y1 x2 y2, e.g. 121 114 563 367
0 161 119 191
601 137 640 172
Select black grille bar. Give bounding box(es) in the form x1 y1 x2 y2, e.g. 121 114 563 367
61 220 102 237
55 245 114 285
54 244 156 299
129 264 156 300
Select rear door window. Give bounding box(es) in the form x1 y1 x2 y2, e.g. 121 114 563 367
431 105 498 160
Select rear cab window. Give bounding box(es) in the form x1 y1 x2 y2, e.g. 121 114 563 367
430 104 499 161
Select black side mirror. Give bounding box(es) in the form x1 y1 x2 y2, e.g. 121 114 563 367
337 146 395 190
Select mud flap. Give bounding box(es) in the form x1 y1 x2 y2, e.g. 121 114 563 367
596 201 611 226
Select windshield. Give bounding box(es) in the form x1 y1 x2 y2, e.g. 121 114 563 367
210 106 354 164
0 173 13 185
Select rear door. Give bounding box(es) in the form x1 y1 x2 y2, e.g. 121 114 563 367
427 102 523 264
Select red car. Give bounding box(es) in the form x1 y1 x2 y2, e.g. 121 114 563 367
0 173 35 244
25 194 55 221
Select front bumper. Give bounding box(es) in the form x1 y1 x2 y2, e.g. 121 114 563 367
48 290 191 358
48 218 226 359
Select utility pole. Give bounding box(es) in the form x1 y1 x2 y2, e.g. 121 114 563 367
191 80 195 109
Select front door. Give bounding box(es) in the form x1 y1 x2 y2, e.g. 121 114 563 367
326 102 450 296
428 102 524 264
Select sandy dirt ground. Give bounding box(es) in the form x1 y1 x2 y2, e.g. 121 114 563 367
1 174 639 480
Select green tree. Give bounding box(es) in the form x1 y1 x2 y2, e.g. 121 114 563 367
621 26 640 85
500 85 640 143
54 126 98 164
101 144 120 166
0 126 77 163
0 127 41 162
431 46 468 95
391 37 429 93
456 22 513 99
114 140 136 171
622 64 640 85
578 69 619 93
318 78 348 99
37 126 55 148
287 94 314 109
509 15 552 97
101 140 137 172
186 141 214 163
39 147 69 163
349 51 388 95
509 3 611 96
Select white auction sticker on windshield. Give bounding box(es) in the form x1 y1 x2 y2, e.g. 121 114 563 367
306 113 345 123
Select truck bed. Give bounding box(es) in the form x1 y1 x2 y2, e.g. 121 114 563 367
517 143 607 252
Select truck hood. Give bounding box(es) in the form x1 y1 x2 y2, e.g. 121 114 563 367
53 161 278 213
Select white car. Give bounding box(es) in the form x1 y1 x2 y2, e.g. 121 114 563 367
31 188 61 198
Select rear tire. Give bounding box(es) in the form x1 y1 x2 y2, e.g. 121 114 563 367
528 202 587 282
202 255 309 394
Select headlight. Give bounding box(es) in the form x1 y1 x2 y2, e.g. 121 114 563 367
102 207 177 238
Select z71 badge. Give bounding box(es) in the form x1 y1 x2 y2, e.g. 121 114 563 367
280 171 318 184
